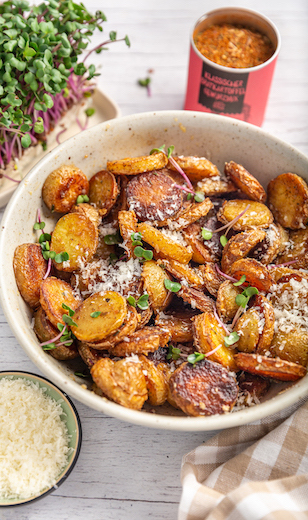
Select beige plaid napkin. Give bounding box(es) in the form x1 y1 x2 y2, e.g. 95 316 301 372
179 398 308 520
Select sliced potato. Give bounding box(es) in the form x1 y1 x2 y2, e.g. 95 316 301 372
216 280 242 322
217 199 273 230
70 202 102 228
85 305 139 350
254 295 275 353
221 228 266 274
51 213 98 272
104 175 128 226
234 308 260 353
196 176 237 197
234 352 306 381
168 156 220 183
118 209 138 259
137 222 192 264
91 357 148 410
274 228 308 269
168 359 238 416
192 312 238 371
40 276 81 328
178 286 214 313
155 311 195 343
230 258 274 292
198 263 224 297
182 220 220 264
141 260 173 312
13 243 47 308
137 306 153 329
107 152 168 175
163 197 213 230
33 307 79 360
110 326 171 357
71 291 127 343
224 161 266 202
250 224 281 265
42 164 89 213
267 173 308 229
267 329 308 367
88 170 119 215
157 258 204 289
126 171 184 222
77 342 107 368
139 355 168 406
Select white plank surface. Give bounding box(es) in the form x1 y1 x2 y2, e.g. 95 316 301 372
0 1 307 519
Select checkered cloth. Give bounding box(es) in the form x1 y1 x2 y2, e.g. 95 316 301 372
178 398 308 520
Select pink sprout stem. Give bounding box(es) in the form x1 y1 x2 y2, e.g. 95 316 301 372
211 205 251 235
39 325 67 347
174 183 193 194
166 154 194 192
268 260 298 268
215 264 238 283
213 306 230 335
231 305 244 330
43 258 52 279
204 344 223 358
0 172 20 183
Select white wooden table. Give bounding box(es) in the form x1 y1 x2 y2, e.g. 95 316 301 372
0 1 307 519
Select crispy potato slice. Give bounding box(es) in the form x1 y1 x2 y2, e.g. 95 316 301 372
182 220 220 264
269 266 300 283
40 276 81 328
155 311 195 343
163 198 213 230
141 260 173 312
199 263 224 297
71 291 127 343
77 342 107 368
70 203 102 228
267 173 308 229
91 357 148 410
137 306 153 329
250 224 281 265
178 286 214 313
224 161 266 202
107 152 168 175
85 306 139 350
157 258 204 289
277 224 290 254
230 258 274 292
221 228 266 274
274 228 308 269
217 199 273 230
235 308 260 353
51 213 98 272
169 359 238 416
254 295 275 353
137 222 192 264
33 307 79 361
237 372 270 402
267 329 308 367
13 243 47 308
126 171 184 222
139 355 168 406
42 164 89 213
168 156 220 183
104 175 128 226
234 353 306 381
110 326 171 357
118 209 138 259
196 176 237 197
88 170 119 215
216 280 242 322
193 312 238 371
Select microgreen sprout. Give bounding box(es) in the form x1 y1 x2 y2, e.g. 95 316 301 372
131 232 143 246
85 108 95 117
194 192 205 203
187 193 193 201
224 331 239 347
235 286 259 309
201 205 251 244
134 246 153 261
74 371 89 378
127 293 149 310
149 145 194 194
220 235 228 247
62 303 75 317
76 194 90 204
164 279 182 293
233 275 246 286
63 314 78 327
33 221 45 231
138 77 151 96
167 345 181 361
90 311 101 318
187 352 205 366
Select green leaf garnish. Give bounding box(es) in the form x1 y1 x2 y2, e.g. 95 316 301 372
127 295 136 307
167 345 181 361
233 275 246 287
54 251 69 263
134 246 153 261
235 293 249 308
74 371 89 378
187 193 193 201
90 311 101 318
167 145 174 158
220 235 228 247
194 192 205 203
62 314 78 327
149 145 165 155
164 279 181 293
62 303 75 317
224 331 239 347
39 233 52 243
33 221 45 230
136 293 149 310
76 194 90 204
201 228 213 240
244 286 259 298
187 352 205 366
131 232 142 246
42 343 57 350
138 77 150 87
85 108 95 117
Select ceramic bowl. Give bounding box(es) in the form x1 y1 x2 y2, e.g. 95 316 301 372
0 371 82 506
0 110 308 431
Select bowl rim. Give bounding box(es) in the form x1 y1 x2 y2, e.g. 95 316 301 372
0 370 82 507
1 109 308 431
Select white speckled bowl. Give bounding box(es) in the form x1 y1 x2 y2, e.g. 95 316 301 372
1 111 308 431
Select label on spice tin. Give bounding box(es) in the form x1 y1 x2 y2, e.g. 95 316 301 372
198 61 249 114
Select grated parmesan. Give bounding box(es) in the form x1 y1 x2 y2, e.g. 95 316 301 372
0 377 71 500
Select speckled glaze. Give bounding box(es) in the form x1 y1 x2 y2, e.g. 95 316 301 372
1 110 308 431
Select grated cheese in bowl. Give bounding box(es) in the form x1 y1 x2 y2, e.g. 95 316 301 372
0 373 81 505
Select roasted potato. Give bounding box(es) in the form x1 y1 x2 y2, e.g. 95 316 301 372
198 263 224 297
230 258 274 292
42 164 89 213
216 280 242 322
126 171 184 222
91 357 148 410
178 286 214 313
51 213 98 272
254 295 275 353
118 209 138 259
13 243 47 308
88 170 119 215
77 342 107 368
267 329 308 367
157 258 204 289
237 372 270 402
168 155 220 183
107 152 168 175
274 228 308 269
196 176 237 197
110 326 170 357
234 352 306 381
141 260 173 312
162 197 213 230
224 161 266 202
71 291 127 343
234 308 260 353
137 222 192 264
155 311 195 343
267 173 308 229
39 276 81 328
221 228 266 274
70 202 102 228
168 359 238 416
139 355 168 406
250 224 281 265
85 305 139 350
217 199 273 230
182 220 220 264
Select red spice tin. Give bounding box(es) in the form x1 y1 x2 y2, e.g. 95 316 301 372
184 8 281 126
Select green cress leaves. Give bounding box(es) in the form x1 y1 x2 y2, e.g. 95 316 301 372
224 331 239 347
76 194 89 204
133 246 153 261
164 279 181 293
233 275 246 287
235 286 259 308
187 352 205 366
90 311 101 318
0 1 130 167
131 232 143 246
167 345 181 361
41 305 77 350
127 293 149 310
